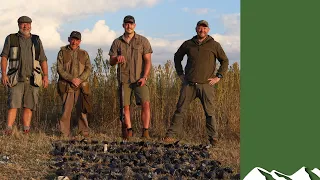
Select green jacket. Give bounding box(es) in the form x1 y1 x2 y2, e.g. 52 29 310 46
174 35 229 84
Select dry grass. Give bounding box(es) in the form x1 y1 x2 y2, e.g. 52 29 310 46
0 59 240 179
0 129 239 179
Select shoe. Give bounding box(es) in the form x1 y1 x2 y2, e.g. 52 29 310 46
127 128 133 138
209 138 219 146
4 129 13 136
23 129 30 135
82 131 89 137
123 128 133 140
162 136 176 143
141 128 150 139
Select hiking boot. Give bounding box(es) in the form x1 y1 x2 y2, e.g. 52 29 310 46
209 138 219 146
82 131 89 138
141 128 150 139
123 128 133 140
162 136 176 143
23 129 30 135
127 128 133 137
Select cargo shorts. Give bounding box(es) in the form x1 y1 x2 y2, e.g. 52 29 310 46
123 83 150 106
7 80 39 111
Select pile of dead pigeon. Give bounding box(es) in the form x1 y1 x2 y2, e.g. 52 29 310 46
50 140 240 179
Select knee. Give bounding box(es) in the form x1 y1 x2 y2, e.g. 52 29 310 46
141 101 150 110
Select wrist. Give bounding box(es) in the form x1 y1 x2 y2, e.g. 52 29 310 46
142 76 148 81
216 73 223 78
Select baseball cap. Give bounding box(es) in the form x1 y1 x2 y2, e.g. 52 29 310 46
197 20 209 27
17 16 32 23
123 15 135 23
69 31 81 40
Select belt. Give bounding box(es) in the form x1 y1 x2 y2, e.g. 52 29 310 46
188 82 198 86
18 76 31 82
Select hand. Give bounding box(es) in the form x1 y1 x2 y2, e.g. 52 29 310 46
208 77 220 85
1 74 9 87
137 77 147 87
179 75 185 82
116 55 126 64
71 78 82 87
42 75 49 88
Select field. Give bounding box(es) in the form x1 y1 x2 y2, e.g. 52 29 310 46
0 56 240 179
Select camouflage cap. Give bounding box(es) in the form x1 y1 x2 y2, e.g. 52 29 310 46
17 16 32 23
197 20 209 27
123 15 135 23
69 31 81 40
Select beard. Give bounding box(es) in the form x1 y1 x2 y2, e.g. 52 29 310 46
19 28 31 36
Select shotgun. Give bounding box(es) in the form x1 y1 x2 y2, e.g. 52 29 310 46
117 48 127 138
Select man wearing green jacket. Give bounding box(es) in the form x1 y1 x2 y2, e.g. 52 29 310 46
163 20 229 146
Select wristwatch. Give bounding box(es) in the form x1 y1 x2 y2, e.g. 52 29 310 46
216 73 223 78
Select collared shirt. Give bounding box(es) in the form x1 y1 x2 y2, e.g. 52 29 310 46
0 32 47 79
109 32 153 83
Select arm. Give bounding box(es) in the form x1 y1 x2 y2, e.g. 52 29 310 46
1 56 8 86
174 41 187 81
78 52 92 81
108 40 124 66
215 42 229 77
57 50 74 82
40 60 49 88
142 53 151 79
1 36 10 86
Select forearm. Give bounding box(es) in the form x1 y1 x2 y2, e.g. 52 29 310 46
174 56 184 75
1 56 7 75
40 61 48 76
142 53 151 78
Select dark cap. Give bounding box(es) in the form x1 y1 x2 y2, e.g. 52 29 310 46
123 15 135 23
69 31 81 40
17 16 32 23
197 20 209 27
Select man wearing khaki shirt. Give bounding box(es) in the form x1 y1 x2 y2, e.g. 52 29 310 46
57 31 91 138
0 16 49 135
109 15 152 139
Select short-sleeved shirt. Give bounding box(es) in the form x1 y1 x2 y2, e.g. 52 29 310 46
109 33 153 83
0 32 47 80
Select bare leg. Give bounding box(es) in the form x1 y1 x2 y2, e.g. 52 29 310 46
22 108 32 127
124 105 131 128
141 101 150 128
7 108 18 127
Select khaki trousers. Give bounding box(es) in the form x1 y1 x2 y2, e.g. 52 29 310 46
59 90 89 137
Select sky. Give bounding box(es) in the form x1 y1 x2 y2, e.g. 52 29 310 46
0 0 240 75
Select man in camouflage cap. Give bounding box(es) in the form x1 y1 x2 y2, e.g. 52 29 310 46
1 16 49 135
163 20 229 146
109 15 153 139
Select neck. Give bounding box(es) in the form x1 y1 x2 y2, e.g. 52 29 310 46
124 32 134 39
197 35 207 43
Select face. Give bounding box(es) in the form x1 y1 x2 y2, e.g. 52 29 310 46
123 22 136 34
18 23 31 36
195 25 210 39
68 37 81 50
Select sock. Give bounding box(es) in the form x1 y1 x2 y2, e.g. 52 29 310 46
7 126 12 130
23 126 30 131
